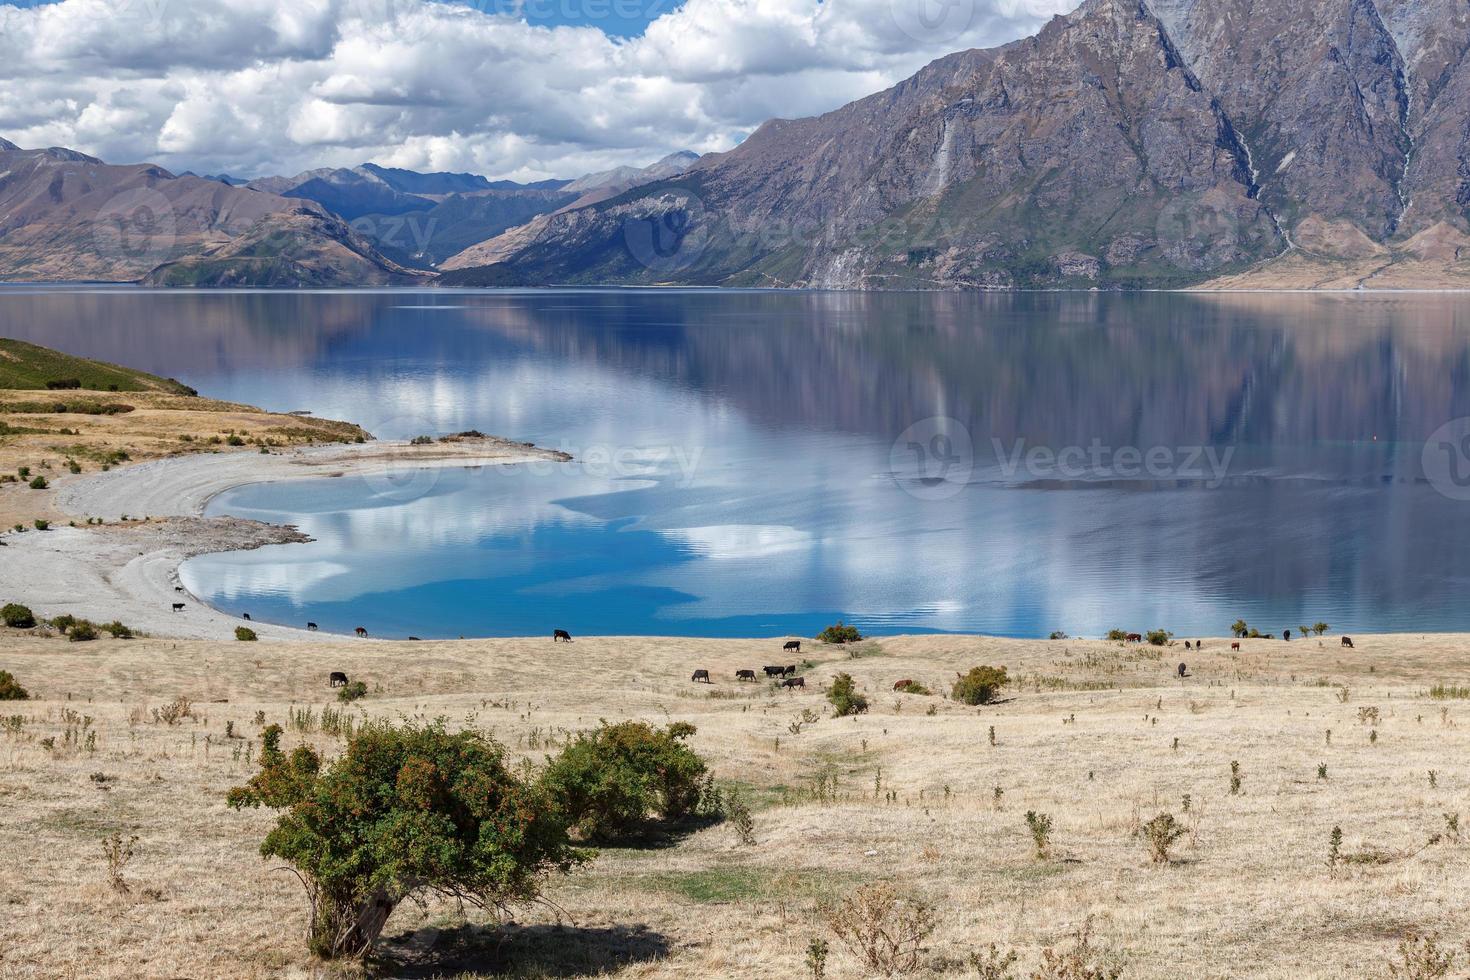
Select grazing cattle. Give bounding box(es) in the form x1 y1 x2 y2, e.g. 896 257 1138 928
329 671 348 688
174 586 184 592
691 669 711 683
783 665 797 677
763 666 785 677
1178 663 1188 678
783 640 801 653
782 676 806 688
553 629 572 643
1342 636 1354 649
893 679 913 691
354 626 368 638
171 603 185 612
1184 640 1192 651
242 613 251 621
408 636 422 641
736 669 757 682
1231 642 1241 651
306 622 319 631
1283 629 1291 642
1125 633 1143 643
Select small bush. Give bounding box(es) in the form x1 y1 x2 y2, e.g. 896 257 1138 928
28 476 48 489
336 680 367 702
235 626 258 642
1048 631 1069 640
894 680 931 696
2 603 36 629
725 790 756 846
68 621 97 642
1145 629 1173 646
825 883 935 976
102 621 133 639
101 833 139 895
817 621 863 644
1034 918 1125 980
226 435 246 446
0 670 29 700
1142 812 1187 863
1025 810 1053 859
1106 628 1128 641
410 435 434 445
1387 933 1457 980
33 519 49 531
541 720 710 841
969 945 1021 979
827 672 869 717
953 666 1010 705
155 697 194 726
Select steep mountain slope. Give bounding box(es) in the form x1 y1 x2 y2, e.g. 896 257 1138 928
445 0 1281 287
0 143 420 285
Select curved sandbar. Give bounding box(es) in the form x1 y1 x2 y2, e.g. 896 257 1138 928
0 438 570 642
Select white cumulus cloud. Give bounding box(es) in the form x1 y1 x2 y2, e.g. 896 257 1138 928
0 0 1076 179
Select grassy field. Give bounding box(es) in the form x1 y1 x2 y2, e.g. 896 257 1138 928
0 339 195 394
3 630 1469 978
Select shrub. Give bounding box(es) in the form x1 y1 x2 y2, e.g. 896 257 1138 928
825 883 935 975
1145 629 1173 646
1313 621 1330 636
1106 629 1127 641
336 680 367 703
1387 933 1457 980
725 790 756 846
541 720 709 841
229 721 586 959
33 519 49 531
226 434 245 446
894 680 931 696
235 626 258 642
49 614 77 633
1034 918 1125 980
1142 812 1187 863
2 603 36 629
1048 631 1069 640
102 621 133 639
101 833 139 895
1231 619 1249 637
0 670 29 700
68 621 97 642
969 945 1021 979
817 621 862 644
155 697 194 726
28 476 48 489
827 672 868 717
952 666 1010 705
410 435 434 445
1025 810 1053 859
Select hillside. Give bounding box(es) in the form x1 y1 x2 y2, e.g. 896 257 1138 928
446 0 1470 289
0 338 195 393
0 143 426 286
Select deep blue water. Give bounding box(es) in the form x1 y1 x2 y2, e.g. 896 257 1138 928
6 286 1470 638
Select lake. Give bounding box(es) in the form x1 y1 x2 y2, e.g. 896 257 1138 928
4 286 1470 639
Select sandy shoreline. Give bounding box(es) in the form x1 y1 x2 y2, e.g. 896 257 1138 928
0 437 569 642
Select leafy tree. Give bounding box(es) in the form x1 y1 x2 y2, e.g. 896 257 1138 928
1145 629 1173 647
228 720 586 959
952 666 1010 706
1231 620 1249 638
1106 629 1128 642
1 603 35 629
540 720 709 841
827 672 869 717
0 670 29 700
817 621 863 644
1314 622 1330 636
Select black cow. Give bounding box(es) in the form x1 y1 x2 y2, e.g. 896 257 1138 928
783 640 801 653
553 629 572 642
242 613 251 621
1283 629 1291 641
691 669 711 683
329 671 348 688
174 586 184 592
783 665 797 677
171 603 185 612
782 676 806 688
408 636 422 641
736 669 757 682
306 622 319 631
763 665 785 677
1178 663 1188 678
1341 636 1354 649
1184 640 1192 650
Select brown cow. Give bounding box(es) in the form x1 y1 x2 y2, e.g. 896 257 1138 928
782 677 805 688
355 626 368 637
691 669 711 683
1231 641 1241 651
1341 636 1354 649
736 669 756 682
893 679 914 691
1126 633 1143 643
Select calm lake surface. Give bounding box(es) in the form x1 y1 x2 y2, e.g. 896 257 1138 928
6 286 1470 638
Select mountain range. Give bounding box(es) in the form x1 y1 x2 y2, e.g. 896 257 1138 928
4 0 1470 289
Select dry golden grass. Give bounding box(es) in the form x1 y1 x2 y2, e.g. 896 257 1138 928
0 388 367 528
2 630 1469 978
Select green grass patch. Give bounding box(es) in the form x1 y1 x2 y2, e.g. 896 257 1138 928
630 867 859 904
0 339 194 394
1428 684 1470 700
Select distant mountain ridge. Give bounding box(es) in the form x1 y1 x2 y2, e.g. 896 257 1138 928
446 0 1470 290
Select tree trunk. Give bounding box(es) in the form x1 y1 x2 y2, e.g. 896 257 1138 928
311 887 398 959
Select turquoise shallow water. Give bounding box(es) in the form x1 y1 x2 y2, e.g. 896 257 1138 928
6 286 1470 638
